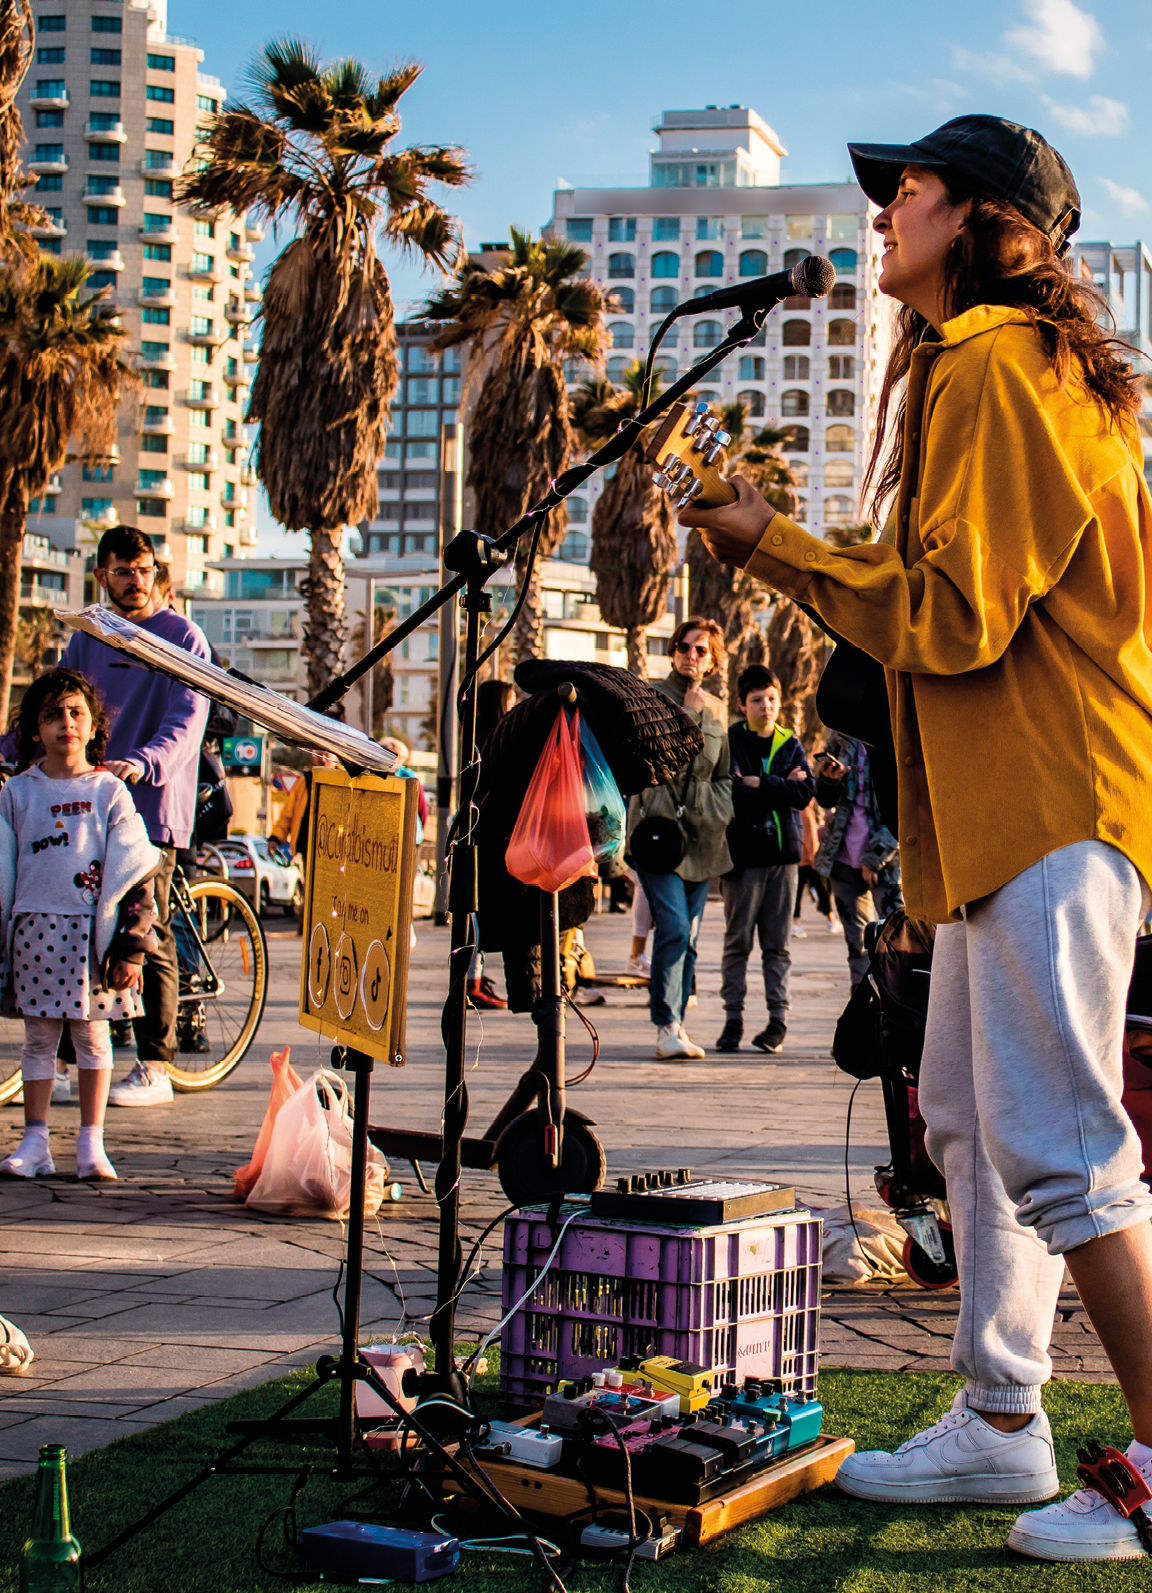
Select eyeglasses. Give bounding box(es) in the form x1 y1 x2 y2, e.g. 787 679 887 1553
106 565 156 581
674 642 711 657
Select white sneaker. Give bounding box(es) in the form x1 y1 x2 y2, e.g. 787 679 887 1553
827 916 840 933
792 924 808 939
655 1023 694 1060
108 1062 174 1108
53 1070 71 1103
0 1134 55 1178
625 954 650 977
835 1392 1059 1505
676 1024 705 1059
1008 1450 1152 1561
77 1148 117 1181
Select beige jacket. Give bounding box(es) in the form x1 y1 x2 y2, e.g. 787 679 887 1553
626 670 733 882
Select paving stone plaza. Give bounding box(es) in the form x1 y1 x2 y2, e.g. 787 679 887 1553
0 908 1109 1481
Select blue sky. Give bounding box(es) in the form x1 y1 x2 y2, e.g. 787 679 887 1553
180 0 1152 552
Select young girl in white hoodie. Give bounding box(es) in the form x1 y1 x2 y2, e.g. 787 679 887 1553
0 669 159 1181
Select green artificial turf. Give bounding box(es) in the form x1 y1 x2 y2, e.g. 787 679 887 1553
0 1354 1145 1592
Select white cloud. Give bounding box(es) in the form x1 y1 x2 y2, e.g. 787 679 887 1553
1098 177 1149 216
1041 93 1128 134
950 45 1033 82
1006 0 1104 78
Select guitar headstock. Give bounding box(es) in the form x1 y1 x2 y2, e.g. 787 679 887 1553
643 401 738 512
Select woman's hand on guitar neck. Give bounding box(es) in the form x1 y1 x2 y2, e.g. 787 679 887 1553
678 474 776 567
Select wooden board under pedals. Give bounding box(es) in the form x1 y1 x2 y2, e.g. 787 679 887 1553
451 1413 853 1547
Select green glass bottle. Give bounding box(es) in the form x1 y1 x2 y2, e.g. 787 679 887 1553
19 1444 82 1592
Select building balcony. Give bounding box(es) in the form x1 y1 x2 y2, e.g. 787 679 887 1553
237 522 258 547
177 449 218 467
23 531 68 565
222 365 247 386
31 218 67 238
86 123 126 144
82 505 118 528
183 387 219 408
134 477 174 499
140 414 174 435
243 280 262 303
178 514 218 533
185 326 218 347
186 260 223 283
29 155 67 175
30 89 69 110
239 464 256 487
220 486 249 507
139 222 178 245
226 239 255 263
224 301 253 325
139 153 174 174
138 348 175 370
89 186 126 207
244 220 264 243
138 286 176 308
241 344 259 365
87 249 125 271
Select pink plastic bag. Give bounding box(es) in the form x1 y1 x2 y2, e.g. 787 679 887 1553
233 1047 303 1202
505 709 597 893
244 1068 387 1221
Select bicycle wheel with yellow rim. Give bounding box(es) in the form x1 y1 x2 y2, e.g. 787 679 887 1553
166 879 268 1091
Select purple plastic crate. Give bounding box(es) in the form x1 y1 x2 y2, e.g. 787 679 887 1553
500 1205 822 1407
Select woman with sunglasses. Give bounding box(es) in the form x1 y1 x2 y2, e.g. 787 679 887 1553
683 115 1152 1562
625 617 732 1059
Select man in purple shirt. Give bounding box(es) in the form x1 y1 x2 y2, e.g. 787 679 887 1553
62 526 210 1106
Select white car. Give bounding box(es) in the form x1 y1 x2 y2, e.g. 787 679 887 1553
216 835 304 917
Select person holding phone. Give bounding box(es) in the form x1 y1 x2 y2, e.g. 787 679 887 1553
681 115 1152 1561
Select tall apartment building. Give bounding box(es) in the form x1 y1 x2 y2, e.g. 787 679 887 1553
16 0 259 600
1069 239 1152 484
548 106 890 539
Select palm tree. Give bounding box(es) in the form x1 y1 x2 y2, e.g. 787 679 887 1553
0 0 32 238
571 362 675 677
16 603 62 679
0 255 132 720
424 227 609 663
177 40 469 704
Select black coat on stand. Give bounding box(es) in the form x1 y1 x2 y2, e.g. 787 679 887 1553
473 660 703 1010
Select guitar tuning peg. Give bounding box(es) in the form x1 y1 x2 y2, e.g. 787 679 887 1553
713 429 731 446
676 478 705 509
653 471 672 490
683 414 703 437
693 401 709 414
703 444 723 465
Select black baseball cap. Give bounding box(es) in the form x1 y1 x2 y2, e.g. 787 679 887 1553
847 114 1080 251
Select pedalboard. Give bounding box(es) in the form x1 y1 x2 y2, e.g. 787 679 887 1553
616 1355 715 1415
298 1521 458 1583
541 1379 678 1435
590 1172 796 1225
476 1420 563 1469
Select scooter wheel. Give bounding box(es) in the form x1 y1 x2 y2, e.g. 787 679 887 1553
496 1110 606 1206
902 1221 957 1290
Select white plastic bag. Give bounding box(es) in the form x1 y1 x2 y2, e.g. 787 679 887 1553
820 1202 914 1287
0 1314 33 1375
245 1068 386 1220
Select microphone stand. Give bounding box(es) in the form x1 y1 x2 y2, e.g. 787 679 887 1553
306 311 764 1407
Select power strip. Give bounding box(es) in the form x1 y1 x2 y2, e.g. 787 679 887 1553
579 1523 681 1560
480 1421 563 1469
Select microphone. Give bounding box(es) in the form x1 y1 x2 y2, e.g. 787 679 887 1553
674 254 836 317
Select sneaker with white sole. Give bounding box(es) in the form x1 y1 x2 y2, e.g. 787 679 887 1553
0 1131 55 1178
625 953 651 977
107 1062 174 1108
12 1070 71 1108
675 1024 705 1058
655 1023 696 1060
835 1391 1059 1505
1008 1449 1152 1561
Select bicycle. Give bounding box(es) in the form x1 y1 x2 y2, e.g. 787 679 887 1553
0 860 268 1106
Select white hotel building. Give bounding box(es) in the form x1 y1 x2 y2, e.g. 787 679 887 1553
547 106 890 539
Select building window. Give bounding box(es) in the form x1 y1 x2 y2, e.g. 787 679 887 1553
737 389 765 417
141 274 168 293
741 216 768 239
407 376 438 404
145 84 174 103
196 94 218 114
828 354 854 379
828 319 856 347
825 458 855 487
406 344 437 372
824 495 855 525
739 249 767 277
194 220 215 239
442 377 460 403
406 409 438 437
141 306 170 325
187 470 210 491
566 217 593 241
91 13 120 29
35 173 62 191
81 464 113 481
143 371 169 390
608 217 636 242
606 356 630 382
88 175 118 195
826 424 855 453
608 321 633 349
147 52 175 70
830 283 856 310
137 499 167 517
694 320 722 349
185 505 209 528
784 355 810 380
143 243 171 261
738 354 766 381
695 250 722 278
607 286 634 313
144 178 173 198
146 116 174 135
653 355 677 381
81 498 112 515
37 45 64 62
792 498 808 523
827 389 855 416
782 426 809 452
86 205 118 225
191 316 213 335
696 217 722 240
187 442 211 463
607 252 635 279
567 497 588 524
829 247 858 273
557 531 588 563
89 270 115 289
783 247 811 270
38 237 61 254
782 319 811 347
652 217 680 240
90 47 120 64
139 434 166 453
90 79 120 97
34 142 64 160
781 388 809 416
87 240 118 260
651 251 679 279
35 110 63 127
89 143 119 162
650 285 678 313
40 15 66 29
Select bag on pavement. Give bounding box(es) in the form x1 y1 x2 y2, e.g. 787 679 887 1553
578 715 626 867
505 709 597 894
233 1047 303 1202
0 1314 33 1376
245 1067 387 1221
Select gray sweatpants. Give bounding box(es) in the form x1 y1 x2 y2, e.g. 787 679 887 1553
720 864 797 1019
919 840 1152 1415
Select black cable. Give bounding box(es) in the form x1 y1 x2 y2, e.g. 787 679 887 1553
254 1464 313 1580
844 1077 865 1255
331 1255 345 1341
462 1436 569 1593
562 986 599 1085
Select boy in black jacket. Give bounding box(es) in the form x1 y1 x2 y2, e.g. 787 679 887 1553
716 665 814 1054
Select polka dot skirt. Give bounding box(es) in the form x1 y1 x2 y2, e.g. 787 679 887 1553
8 912 142 1021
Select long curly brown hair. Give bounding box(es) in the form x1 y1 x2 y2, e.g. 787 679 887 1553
864 179 1142 524
16 668 109 770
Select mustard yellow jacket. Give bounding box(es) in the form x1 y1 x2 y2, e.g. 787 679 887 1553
746 304 1152 922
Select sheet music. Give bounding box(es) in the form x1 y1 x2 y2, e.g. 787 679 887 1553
57 605 398 776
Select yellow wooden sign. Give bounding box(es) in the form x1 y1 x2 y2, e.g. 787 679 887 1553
298 768 418 1065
